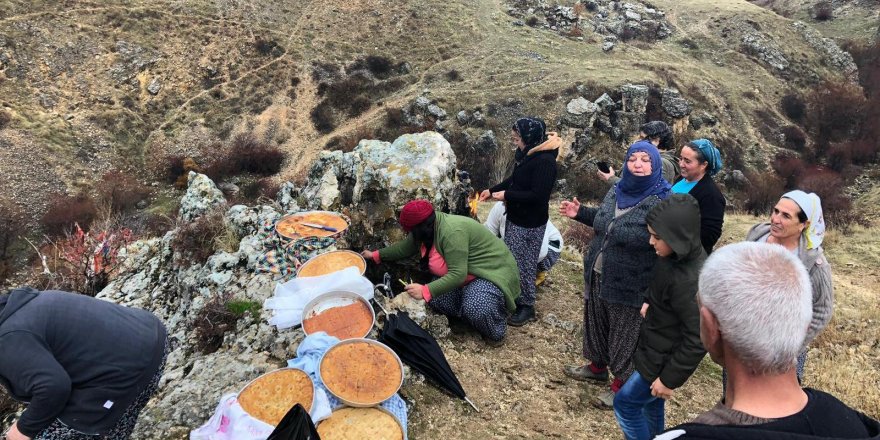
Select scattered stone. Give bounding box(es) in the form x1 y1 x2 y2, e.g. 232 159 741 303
661 88 692 118
619 84 649 113
457 110 472 126
602 41 615 52
562 97 600 129
147 77 162 95
593 93 616 113
179 172 226 222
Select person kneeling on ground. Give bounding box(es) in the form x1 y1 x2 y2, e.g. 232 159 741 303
0 287 168 440
483 201 563 286
613 194 707 440
658 242 880 439
362 199 521 347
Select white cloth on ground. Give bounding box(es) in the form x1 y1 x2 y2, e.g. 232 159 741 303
264 266 374 329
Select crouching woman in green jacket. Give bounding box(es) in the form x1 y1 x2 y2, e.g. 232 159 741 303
362 199 521 346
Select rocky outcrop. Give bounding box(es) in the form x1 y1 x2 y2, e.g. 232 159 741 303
792 21 858 81
505 0 673 48
89 135 473 437
301 131 471 249
179 172 226 222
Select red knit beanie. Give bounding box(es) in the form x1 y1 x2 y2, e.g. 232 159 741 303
399 200 434 231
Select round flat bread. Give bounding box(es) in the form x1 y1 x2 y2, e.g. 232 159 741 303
317 407 404 440
276 212 349 239
238 369 314 426
298 250 366 278
320 341 402 406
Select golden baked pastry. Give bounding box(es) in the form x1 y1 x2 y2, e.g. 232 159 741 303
317 407 404 440
297 250 366 278
276 212 349 239
320 341 402 406
303 301 373 339
238 369 314 426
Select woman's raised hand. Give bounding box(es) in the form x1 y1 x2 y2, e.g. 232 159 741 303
479 189 491 202
597 165 615 181
559 197 581 218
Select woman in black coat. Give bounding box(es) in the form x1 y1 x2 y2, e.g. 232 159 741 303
670 139 726 255
480 117 560 326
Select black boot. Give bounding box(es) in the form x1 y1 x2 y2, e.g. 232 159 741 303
507 305 536 327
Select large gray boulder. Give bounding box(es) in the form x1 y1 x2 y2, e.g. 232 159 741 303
619 84 649 114
301 131 470 249
562 97 600 128
179 172 226 222
661 88 692 118
791 21 858 81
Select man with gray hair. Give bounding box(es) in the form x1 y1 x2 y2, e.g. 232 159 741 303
659 242 879 439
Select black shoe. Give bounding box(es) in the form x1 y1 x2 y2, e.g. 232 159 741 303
507 305 536 327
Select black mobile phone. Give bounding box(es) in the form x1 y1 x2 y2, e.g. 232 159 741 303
596 161 611 173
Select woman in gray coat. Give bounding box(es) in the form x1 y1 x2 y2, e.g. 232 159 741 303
746 190 833 381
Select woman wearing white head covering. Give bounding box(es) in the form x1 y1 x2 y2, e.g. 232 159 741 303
745 190 833 382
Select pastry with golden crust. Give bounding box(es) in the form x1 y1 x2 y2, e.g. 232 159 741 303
320 341 402 406
276 212 348 239
297 250 366 277
238 368 314 426
303 301 373 339
317 407 404 440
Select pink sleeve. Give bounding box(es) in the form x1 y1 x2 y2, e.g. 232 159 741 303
371 250 381 264
421 285 432 302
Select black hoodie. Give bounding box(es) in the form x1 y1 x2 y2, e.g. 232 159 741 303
0 288 166 437
635 194 707 389
658 388 880 439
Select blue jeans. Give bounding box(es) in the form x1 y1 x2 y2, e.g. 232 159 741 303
613 371 665 440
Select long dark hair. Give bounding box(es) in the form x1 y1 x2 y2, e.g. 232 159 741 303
411 212 436 272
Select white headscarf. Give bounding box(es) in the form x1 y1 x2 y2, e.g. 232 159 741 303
782 190 825 249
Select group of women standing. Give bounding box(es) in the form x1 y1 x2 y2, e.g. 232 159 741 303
362 117 834 435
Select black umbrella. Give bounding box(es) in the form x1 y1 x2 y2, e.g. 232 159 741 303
266 403 320 440
378 312 479 411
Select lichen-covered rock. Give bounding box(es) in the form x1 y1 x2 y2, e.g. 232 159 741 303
792 21 858 81
619 84 649 114
275 181 301 214
301 131 470 249
179 172 226 222
563 97 600 128
661 88 692 118
740 30 789 72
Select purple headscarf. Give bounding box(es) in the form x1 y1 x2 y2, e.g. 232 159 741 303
615 140 671 209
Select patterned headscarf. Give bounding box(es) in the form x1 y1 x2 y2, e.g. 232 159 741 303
689 139 723 177
616 140 672 209
783 190 825 249
513 117 548 162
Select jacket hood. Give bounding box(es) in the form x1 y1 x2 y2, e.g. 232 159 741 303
526 131 562 156
0 286 40 326
746 223 824 269
646 194 704 261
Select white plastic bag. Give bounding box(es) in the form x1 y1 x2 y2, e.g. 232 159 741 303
264 266 374 329
189 394 273 440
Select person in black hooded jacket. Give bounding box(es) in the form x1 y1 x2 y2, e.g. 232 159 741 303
480 117 560 326
0 287 167 440
658 243 880 440
612 194 707 440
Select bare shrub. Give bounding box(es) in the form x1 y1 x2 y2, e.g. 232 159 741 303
541 92 559 102
744 171 785 217
0 202 26 285
95 171 152 214
446 69 462 81
41 192 98 237
193 292 242 354
204 134 285 180
310 102 336 133
171 208 236 265
771 154 805 189
780 93 806 122
807 79 867 155
563 222 595 254
0 110 11 130
799 169 863 231
812 1 833 21
781 125 807 151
